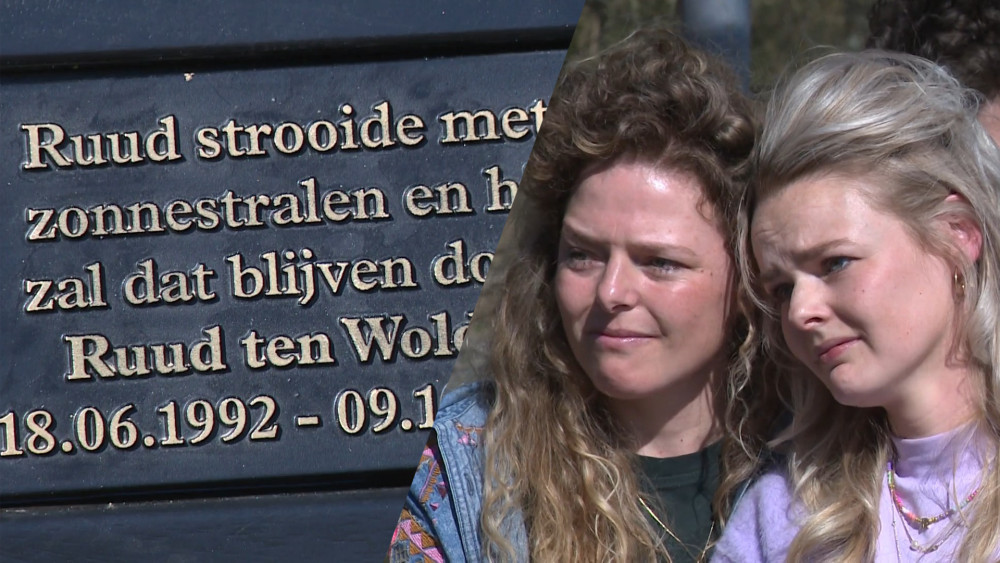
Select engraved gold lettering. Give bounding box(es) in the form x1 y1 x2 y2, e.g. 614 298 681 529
58 207 89 238
0 411 26 457
439 109 501 143
339 103 359 149
248 396 279 440
527 99 547 129
144 116 181 162
64 326 228 381
23 262 107 312
228 249 414 304
22 116 181 170
23 180 389 243
432 239 493 286
274 122 304 153
484 165 518 212
500 107 531 139
72 133 108 166
125 202 165 233
298 178 322 223
413 383 437 429
107 132 143 164
338 311 468 362
403 184 436 217
25 208 57 240
64 334 115 380
22 123 72 169
221 119 247 157
123 259 217 306
23 279 53 312
240 329 335 369
189 325 226 372
196 127 222 159
114 346 150 377
194 198 221 229
335 390 366 434
218 398 247 441
368 388 399 433
359 100 396 149
396 114 425 146
307 120 338 151
339 315 404 362
244 123 274 156
403 182 472 216
91 203 128 236
185 400 215 444
271 193 305 225
164 200 195 231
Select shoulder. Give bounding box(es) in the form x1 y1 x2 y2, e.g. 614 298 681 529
712 468 800 563
434 380 493 438
391 433 453 562
390 381 493 563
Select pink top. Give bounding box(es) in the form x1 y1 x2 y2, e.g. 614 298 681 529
713 422 996 562
876 423 992 561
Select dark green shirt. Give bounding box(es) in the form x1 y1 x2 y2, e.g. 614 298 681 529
638 440 722 562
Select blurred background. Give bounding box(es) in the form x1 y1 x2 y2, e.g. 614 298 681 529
570 0 871 92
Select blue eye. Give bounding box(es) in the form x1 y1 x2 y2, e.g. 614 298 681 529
648 257 681 271
824 256 852 274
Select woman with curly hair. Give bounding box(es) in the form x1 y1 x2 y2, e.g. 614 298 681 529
713 50 1000 562
388 25 756 562
868 0 1000 144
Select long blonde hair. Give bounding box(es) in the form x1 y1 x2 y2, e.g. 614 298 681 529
478 26 756 561
734 50 1000 561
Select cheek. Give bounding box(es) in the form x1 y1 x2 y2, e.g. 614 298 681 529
779 319 810 361
553 270 587 322
659 277 730 334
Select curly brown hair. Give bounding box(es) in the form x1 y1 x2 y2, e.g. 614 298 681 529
868 0 1000 99
479 25 757 561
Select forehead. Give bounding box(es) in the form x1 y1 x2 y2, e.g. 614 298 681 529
751 174 879 253
566 159 719 226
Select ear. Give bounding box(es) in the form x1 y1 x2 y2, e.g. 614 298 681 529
943 193 983 263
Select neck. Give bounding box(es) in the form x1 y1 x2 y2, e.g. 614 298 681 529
609 367 721 458
885 365 978 438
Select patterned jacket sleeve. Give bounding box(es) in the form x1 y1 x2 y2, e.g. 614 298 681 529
388 432 455 563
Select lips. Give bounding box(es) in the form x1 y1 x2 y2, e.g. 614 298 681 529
589 327 655 348
816 337 859 363
597 328 652 338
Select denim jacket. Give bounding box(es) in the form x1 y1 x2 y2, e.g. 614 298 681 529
388 381 528 562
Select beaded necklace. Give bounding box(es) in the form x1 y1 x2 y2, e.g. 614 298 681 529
886 458 982 532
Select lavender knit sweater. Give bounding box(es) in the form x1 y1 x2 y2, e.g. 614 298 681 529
712 424 994 562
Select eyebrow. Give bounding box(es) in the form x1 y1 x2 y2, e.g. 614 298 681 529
756 237 853 286
560 221 699 260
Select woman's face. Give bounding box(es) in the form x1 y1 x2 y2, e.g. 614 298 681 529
751 173 959 410
554 159 733 402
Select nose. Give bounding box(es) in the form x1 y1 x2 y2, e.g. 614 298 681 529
596 255 639 311
785 278 828 331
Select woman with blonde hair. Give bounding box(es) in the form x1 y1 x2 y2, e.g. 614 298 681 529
388 26 756 562
714 50 1000 561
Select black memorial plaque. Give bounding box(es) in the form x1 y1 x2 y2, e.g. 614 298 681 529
0 50 566 500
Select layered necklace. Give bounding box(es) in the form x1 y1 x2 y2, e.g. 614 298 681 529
638 495 715 563
886 457 984 557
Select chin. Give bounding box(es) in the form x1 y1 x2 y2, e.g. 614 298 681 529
589 377 657 402
826 385 885 409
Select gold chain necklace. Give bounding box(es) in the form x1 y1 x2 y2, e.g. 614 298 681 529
887 467 964 558
638 495 715 562
889 495 904 563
